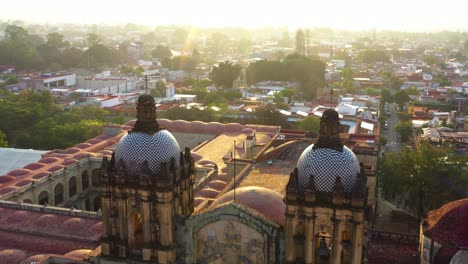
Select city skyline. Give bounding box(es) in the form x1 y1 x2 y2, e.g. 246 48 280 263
1 0 468 31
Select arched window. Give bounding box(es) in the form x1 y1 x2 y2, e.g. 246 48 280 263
82 170 89 190
54 183 64 205
69 176 77 197
94 197 101 212
38 191 49 205
85 199 91 211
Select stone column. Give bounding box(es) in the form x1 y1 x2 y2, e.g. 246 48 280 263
63 177 69 206
49 182 55 206
142 197 152 261
332 219 344 264
77 173 83 194
304 214 315 264
101 194 112 256
285 206 296 263
351 222 363 264
157 192 175 264
117 191 128 258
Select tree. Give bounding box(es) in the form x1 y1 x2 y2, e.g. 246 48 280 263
61 47 82 69
86 33 102 47
0 130 8 147
395 121 413 142
299 116 320 132
170 56 196 72
357 49 390 64
150 81 166 97
363 87 379 96
379 136 388 147
296 29 305 55
284 54 326 99
192 48 201 64
204 92 227 107
394 90 411 109
209 61 242 88
404 86 420 95
380 88 394 104
152 45 172 59
380 142 468 220
0 25 41 70
252 106 289 128
340 67 355 93
433 75 451 87
381 71 403 90
280 88 295 102
46 32 68 49
82 44 119 69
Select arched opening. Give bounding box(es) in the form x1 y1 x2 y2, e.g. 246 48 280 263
93 196 101 212
54 183 64 205
129 210 144 248
69 176 77 197
23 199 32 203
38 191 49 205
85 199 91 211
82 170 89 190
91 169 99 187
294 221 305 262
315 231 331 264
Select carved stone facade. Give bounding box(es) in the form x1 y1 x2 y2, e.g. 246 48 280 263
184 202 282 264
98 94 195 263
284 109 368 264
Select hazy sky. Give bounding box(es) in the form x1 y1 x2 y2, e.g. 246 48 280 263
1 0 468 31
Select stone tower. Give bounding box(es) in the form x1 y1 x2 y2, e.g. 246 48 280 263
284 109 368 264
99 94 194 263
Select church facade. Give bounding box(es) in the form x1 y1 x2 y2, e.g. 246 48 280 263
95 96 369 264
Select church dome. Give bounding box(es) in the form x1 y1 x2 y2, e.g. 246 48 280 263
295 109 360 192
114 94 180 176
211 186 286 226
297 145 360 192
115 130 180 176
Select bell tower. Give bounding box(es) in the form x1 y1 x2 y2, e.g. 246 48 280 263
99 94 194 263
284 109 368 264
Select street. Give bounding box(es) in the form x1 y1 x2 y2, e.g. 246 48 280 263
382 103 404 153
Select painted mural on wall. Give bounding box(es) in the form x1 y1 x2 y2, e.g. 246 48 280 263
197 220 265 264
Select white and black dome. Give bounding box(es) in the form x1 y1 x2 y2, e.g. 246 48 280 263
114 130 181 177
113 94 181 177
294 109 361 193
296 145 360 192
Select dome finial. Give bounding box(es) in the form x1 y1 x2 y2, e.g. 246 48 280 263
132 94 159 135
313 109 343 152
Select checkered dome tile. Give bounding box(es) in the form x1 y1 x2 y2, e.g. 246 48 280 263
296 145 360 192
115 130 181 176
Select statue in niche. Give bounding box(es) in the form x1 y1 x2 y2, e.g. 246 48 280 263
224 222 240 243
222 222 241 264
199 229 222 263
247 238 264 264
